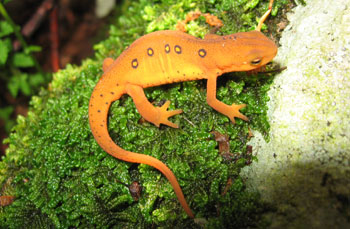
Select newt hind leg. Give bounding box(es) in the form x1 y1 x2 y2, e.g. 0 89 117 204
125 84 182 128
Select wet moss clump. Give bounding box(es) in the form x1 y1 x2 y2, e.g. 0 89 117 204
0 0 287 228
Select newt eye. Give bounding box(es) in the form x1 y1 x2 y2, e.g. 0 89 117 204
250 58 262 65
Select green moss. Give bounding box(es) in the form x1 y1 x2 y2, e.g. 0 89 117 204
1 0 287 227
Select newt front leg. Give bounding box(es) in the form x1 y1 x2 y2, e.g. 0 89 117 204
206 76 248 123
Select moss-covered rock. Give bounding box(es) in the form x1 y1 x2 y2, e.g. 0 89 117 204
241 0 350 228
0 0 287 228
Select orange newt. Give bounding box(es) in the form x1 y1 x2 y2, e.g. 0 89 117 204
89 0 277 218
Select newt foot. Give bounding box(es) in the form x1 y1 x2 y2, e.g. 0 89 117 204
228 103 248 123
155 101 182 128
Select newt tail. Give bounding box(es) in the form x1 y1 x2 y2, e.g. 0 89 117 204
88 82 194 218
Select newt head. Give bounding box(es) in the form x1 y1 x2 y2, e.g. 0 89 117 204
215 30 278 73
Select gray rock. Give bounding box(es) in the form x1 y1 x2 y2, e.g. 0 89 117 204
241 0 350 228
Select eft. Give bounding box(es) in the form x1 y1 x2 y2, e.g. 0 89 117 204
89 0 277 218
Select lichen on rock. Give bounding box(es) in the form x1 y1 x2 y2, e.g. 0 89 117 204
241 0 350 228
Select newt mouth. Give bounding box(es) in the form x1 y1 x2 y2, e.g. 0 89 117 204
248 63 287 75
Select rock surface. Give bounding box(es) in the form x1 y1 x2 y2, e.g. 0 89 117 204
241 0 350 228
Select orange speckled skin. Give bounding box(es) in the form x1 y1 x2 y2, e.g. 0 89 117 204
89 29 277 218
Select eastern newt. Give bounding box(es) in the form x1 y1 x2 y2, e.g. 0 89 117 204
89 0 277 218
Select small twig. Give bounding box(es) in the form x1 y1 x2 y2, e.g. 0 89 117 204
50 5 60 72
182 116 197 128
259 66 287 74
22 0 54 37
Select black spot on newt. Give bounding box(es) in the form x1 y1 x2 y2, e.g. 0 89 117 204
198 49 206 58
131 59 138 69
147 48 154 56
165 44 170 53
174 45 182 54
